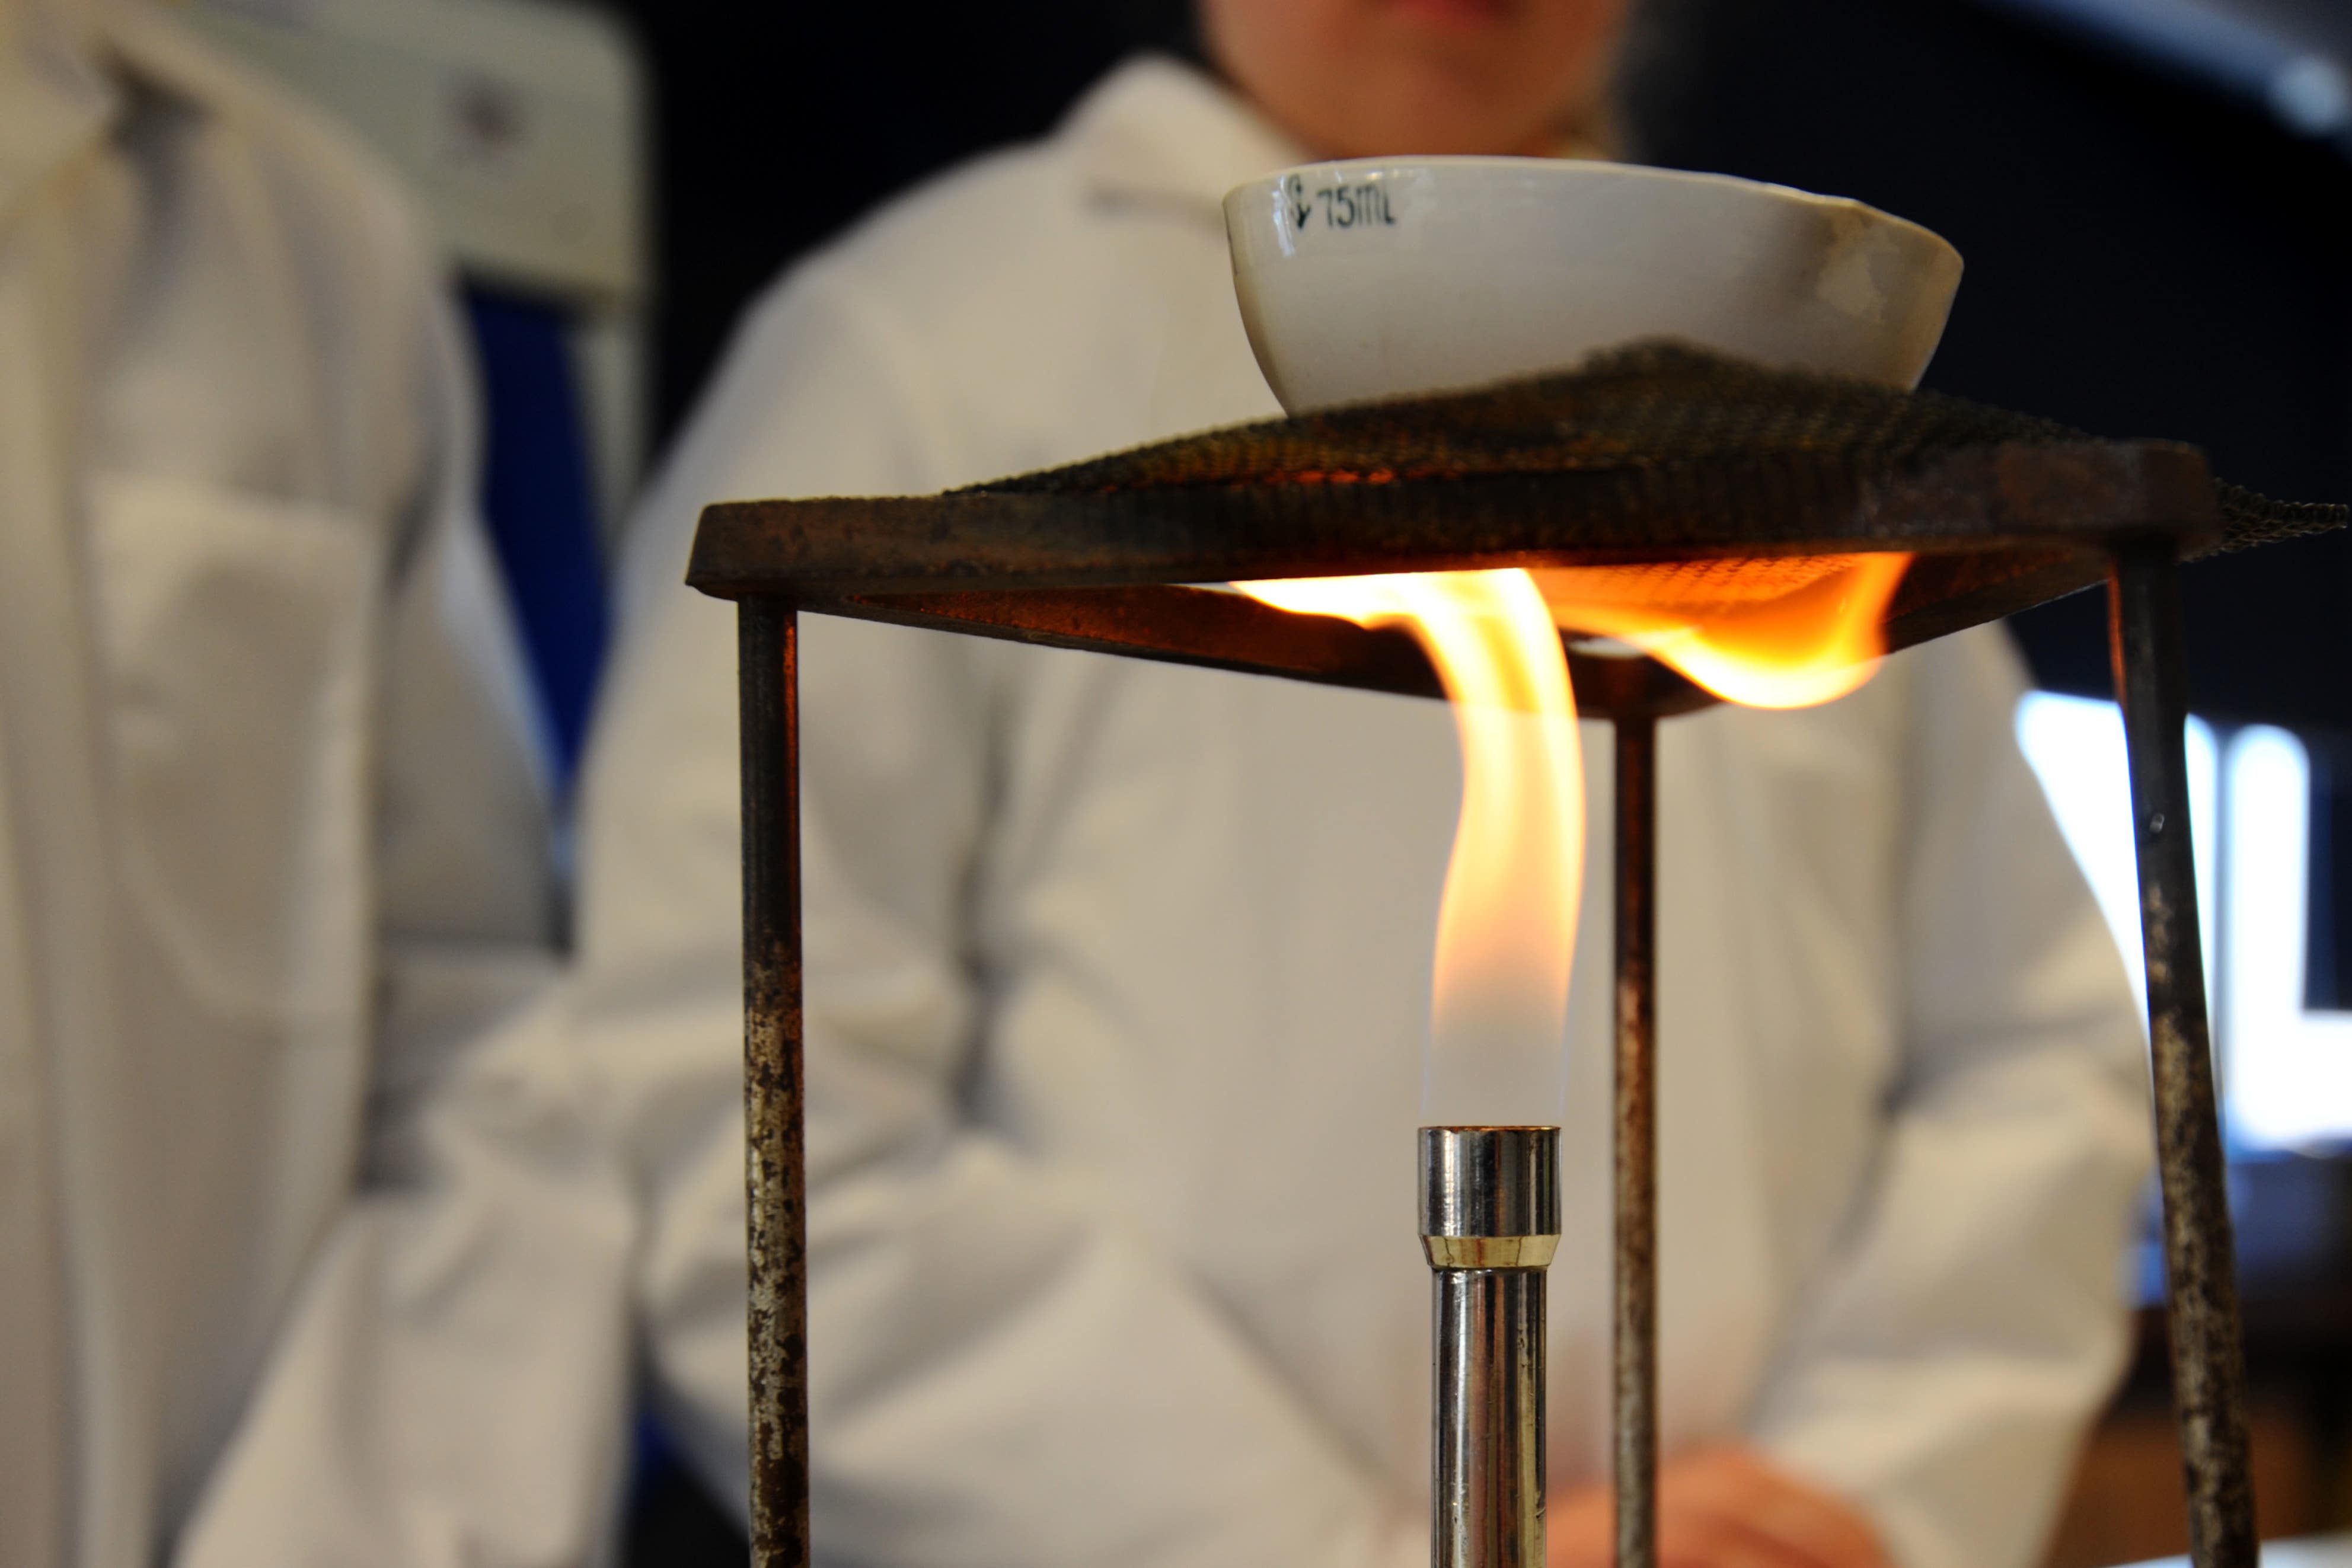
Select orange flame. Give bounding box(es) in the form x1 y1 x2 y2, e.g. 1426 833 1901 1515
1532 554 1911 708
1240 571 1582 1111
1235 551 1907 1119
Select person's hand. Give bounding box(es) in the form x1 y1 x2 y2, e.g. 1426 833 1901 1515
1547 1445 1892 1568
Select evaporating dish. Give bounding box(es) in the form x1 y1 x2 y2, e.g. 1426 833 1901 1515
1223 157 1964 414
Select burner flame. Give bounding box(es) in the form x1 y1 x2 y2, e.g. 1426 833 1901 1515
1234 554 1909 1119
1534 554 1911 710
1240 571 1581 1118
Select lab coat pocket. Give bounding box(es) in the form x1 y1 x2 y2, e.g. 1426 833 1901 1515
84 472 384 1040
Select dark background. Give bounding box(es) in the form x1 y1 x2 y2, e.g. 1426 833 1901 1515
608 0 1188 446
599 2 2352 1554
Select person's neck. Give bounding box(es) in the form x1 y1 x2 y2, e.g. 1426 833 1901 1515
1520 103 1618 161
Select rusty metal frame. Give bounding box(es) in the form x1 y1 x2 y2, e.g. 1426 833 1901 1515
709 437 2251 1568
738 602 808 1567
1613 714 1661 1568
2111 542 2257 1568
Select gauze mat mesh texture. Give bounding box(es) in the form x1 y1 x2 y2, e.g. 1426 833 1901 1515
966 341 2345 558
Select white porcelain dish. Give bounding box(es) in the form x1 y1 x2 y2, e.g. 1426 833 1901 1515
1223 157 1964 414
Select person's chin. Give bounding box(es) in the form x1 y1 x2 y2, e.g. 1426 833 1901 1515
1329 59 1534 155
1384 0 1517 32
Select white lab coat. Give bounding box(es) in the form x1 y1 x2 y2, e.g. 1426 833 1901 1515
0 3 617 1564
580 56 2154 1568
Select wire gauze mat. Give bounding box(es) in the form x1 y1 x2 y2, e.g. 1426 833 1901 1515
964 343 2344 579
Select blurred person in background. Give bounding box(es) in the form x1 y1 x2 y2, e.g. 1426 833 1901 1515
0 0 627 1563
570 2 2155 1568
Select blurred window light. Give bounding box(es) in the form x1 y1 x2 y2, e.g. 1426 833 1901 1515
2015 692 2217 1005
2270 53 2352 136
1965 0 2352 147
2221 727 2352 1149
2016 694 2352 1152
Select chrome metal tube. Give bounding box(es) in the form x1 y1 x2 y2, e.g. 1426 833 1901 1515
1423 1126 1562 1568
